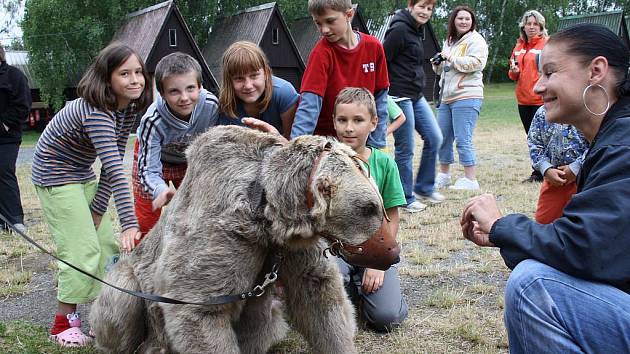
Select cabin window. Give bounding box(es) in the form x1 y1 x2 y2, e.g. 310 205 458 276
169 29 177 47
272 28 279 45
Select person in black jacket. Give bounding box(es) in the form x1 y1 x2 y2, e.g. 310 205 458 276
462 24 630 353
0 45 31 233
383 0 444 213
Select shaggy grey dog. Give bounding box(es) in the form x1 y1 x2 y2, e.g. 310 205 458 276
90 125 386 354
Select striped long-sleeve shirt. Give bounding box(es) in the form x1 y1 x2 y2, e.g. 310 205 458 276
32 98 138 231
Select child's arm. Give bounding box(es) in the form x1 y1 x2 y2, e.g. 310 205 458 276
387 113 406 135
362 206 399 294
280 102 297 139
290 44 330 139
386 97 406 135
85 109 140 251
368 89 389 148
527 108 553 176
136 116 170 203
290 92 323 139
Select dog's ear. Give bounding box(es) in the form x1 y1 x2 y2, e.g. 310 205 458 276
310 174 338 222
316 175 338 201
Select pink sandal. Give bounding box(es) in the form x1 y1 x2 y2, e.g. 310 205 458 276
50 327 93 347
49 313 93 347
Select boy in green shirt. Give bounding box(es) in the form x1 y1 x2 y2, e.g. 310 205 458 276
332 87 408 331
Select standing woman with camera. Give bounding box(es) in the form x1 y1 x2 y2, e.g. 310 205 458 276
433 6 488 190
509 10 549 182
383 0 444 212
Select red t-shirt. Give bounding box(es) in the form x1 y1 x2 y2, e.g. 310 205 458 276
301 32 389 137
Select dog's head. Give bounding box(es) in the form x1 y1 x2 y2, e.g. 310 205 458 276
263 136 400 270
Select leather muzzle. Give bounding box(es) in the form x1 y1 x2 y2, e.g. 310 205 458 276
307 142 401 270
322 216 401 271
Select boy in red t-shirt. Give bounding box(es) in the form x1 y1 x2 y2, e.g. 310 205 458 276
290 0 390 148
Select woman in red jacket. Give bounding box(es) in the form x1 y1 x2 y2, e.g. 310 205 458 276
509 9 548 182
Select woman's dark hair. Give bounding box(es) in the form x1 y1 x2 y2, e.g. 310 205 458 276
77 42 152 112
447 6 476 45
549 23 630 96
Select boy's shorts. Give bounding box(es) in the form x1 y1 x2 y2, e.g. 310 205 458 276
35 181 118 304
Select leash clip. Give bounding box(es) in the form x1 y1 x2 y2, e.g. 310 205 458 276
253 268 279 297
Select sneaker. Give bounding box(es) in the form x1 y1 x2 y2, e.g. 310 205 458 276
449 177 480 191
434 173 452 189
414 191 445 204
12 223 26 234
402 201 427 213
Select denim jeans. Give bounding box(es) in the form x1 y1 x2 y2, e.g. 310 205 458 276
437 98 482 167
393 97 443 203
504 259 630 353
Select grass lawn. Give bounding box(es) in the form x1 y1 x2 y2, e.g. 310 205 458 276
1 82 537 353
20 130 41 148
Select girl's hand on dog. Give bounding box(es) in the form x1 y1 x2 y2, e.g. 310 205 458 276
242 117 288 144
362 268 384 294
120 227 141 253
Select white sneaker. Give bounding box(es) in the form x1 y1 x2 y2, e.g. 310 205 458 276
11 223 26 234
434 173 452 189
402 201 427 213
414 191 445 204
449 177 480 191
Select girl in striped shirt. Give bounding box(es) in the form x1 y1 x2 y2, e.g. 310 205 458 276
31 42 151 347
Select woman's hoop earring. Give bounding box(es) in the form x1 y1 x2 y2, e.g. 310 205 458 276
582 84 610 116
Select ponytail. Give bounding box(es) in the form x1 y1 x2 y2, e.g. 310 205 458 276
618 67 630 97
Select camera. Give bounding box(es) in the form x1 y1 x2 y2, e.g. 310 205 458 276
430 53 446 65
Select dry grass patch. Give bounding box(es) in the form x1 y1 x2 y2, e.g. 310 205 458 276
0 267 32 297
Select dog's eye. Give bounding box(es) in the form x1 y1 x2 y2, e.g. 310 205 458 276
361 201 379 217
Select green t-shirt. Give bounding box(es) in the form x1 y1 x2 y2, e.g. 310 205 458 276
366 148 406 209
387 96 403 122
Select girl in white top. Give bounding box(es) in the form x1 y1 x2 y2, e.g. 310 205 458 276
432 5 488 190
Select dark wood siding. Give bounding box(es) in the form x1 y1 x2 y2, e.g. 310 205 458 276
259 12 304 89
150 15 217 94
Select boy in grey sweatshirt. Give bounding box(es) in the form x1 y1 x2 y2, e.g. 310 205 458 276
133 52 219 238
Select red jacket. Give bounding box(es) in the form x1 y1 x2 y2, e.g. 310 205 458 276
508 35 547 105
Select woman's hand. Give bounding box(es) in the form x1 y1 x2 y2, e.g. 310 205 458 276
461 194 501 247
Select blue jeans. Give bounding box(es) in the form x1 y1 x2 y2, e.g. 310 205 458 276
437 98 482 167
504 259 630 353
393 97 443 203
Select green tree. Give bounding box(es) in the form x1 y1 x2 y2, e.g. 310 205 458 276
22 0 156 109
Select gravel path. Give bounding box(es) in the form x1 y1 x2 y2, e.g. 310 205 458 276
17 146 35 166
0 254 93 329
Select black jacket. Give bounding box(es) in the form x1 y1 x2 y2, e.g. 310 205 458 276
0 62 31 144
383 9 426 100
490 96 630 293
